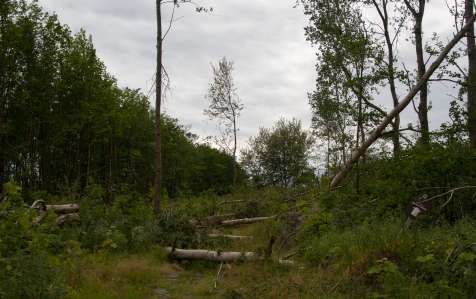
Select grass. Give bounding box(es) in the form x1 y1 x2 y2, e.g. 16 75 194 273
63 197 476 299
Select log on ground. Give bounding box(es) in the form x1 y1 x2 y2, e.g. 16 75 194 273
208 234 253 240
47 203 80 213
165 247 256 263
220 216 276 227
202 213 236 225
56 213 80 226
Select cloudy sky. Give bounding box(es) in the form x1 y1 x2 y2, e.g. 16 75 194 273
38 0 461 150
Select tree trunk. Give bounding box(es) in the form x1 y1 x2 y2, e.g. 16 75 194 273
330 15 476 189
154 0 163 215
0 155 4 195
202 213 236 225
220 216 275 227
378 0 401 155
415 9 429 144
166 247 256 262
355 94 362 194
466 0 476 148
232 113 237 188
207 234 253 240
46 203 80 214
404 0 429 144
165 247 294 265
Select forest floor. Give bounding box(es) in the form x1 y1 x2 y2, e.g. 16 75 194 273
66 223 318 299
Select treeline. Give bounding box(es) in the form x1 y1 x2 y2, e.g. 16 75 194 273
0 0 239 199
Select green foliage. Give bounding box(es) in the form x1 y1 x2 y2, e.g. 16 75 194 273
241 118 315 187
299 217 476 297
0 0 241 199
0 182 69 298
154 209 204 249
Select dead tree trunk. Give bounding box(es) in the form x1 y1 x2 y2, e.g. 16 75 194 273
220 216 275 227
404 0 429 144
165 247 295 265
166 247 256 262
208 234 253 240
202 213 236 225
154 0 163 215
330 14 476 189
46 204 80 213
466 0 476 148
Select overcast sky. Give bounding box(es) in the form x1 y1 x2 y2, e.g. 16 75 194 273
38 0 461 150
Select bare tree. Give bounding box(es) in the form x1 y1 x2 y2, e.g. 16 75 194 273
466 0 476 147
155 0 163 215
155 0 211 214
205 57 243 188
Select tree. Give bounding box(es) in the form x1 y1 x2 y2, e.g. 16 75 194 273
330 15 476 189
403 0 430 144
0 0 236 201
154 0 211 214
466 0 476 147
154 0 162 214
204 57 243 188
241 118 314 187
302 0 402 161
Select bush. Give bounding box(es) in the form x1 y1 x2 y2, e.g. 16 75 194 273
0 182 69 298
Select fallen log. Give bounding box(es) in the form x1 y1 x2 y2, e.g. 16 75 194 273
56 213 80 226
330 13 476 189
165 247 256 262
218 200 247 205
47 204 80 214
220 216 276 227
208 234 253 240
202 213 236 225
165 247 295 265
31 200 80 214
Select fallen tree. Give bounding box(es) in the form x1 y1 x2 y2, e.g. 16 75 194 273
330 13 476 189
31 200 80 213
31 200 80 225
165 247 295 265
47 203 80 214
220 216 275 227
208 234 253 240
217 200 247 205
202 213 236 225
56 213 81 226
165 247 256 262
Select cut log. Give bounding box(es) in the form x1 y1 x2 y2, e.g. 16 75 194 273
31 201 80 214
330 13 476 189
165 247 256 262
278 259 295 266
56 213 80 226
31 200 47 211
218 200 247 205
47 204 80 214
202 213 236 225
220 216 276 227
208 234 253 240
165 247 295 265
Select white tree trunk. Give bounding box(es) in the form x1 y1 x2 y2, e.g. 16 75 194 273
165 247 256 262
220 216 275 227
208 234 253 240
